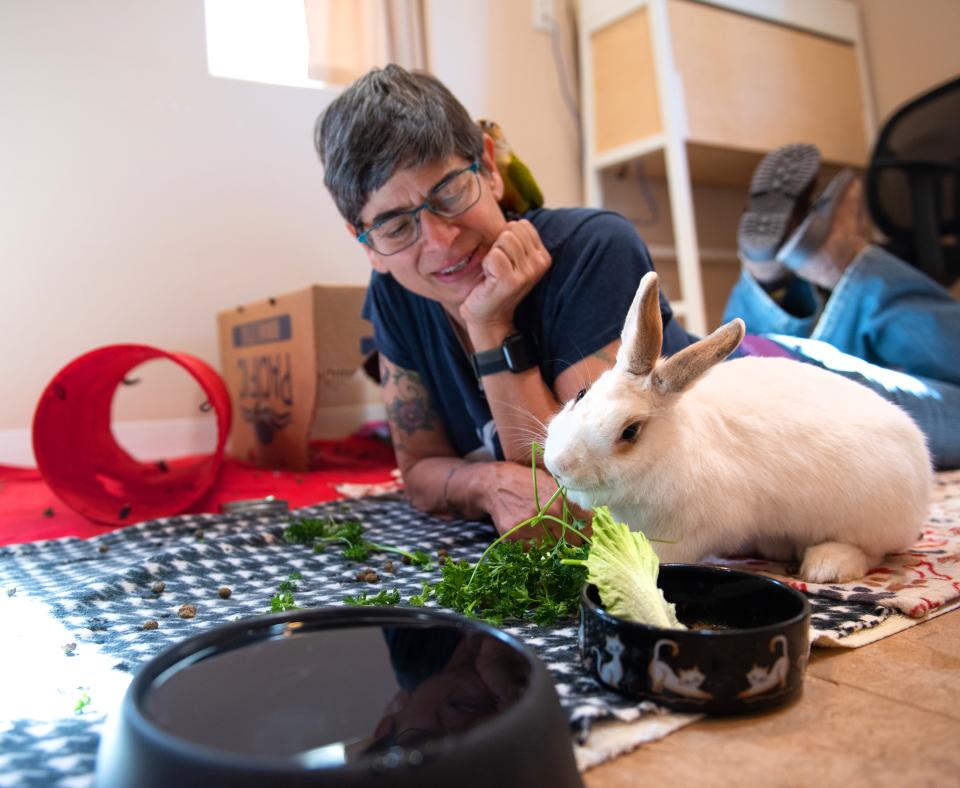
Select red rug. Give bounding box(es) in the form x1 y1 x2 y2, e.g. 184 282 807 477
0 435 397 547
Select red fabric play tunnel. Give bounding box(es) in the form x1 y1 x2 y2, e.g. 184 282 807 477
32 345 232 526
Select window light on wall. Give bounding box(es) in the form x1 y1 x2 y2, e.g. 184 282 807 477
203 0 428 90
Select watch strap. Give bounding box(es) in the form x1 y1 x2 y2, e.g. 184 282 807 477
471 333 536 377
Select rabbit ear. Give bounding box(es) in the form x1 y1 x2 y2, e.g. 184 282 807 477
652 318 746 395
616 271 663 376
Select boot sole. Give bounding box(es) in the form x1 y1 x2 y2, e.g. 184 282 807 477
738 144 822 262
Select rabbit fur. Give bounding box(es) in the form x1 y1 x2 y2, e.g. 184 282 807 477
543 272 931 583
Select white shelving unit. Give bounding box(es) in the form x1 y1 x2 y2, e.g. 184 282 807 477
578 0 876 335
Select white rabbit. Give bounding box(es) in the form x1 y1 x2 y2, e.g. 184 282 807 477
543 272 931 583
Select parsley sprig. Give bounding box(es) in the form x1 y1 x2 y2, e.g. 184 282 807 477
434 443 591 625
344 588 402 606
435 540 587 625
284 517 432 567
408 583 433 607
74 691 92 714
269 571 303 612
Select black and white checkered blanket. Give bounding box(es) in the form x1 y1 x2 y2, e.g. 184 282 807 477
0 494 894 786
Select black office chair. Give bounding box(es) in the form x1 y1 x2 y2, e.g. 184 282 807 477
865 75 960 287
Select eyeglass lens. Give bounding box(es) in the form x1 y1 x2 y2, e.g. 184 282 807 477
367 165 480 255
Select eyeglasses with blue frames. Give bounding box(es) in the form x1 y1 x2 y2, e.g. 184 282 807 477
356 161 482 256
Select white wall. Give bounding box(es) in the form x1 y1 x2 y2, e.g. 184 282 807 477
853 0 960 125
0 0 361 430
0 0 583 464
426 0 582 207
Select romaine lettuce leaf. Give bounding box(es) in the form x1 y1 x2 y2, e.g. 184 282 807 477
586 506 686 629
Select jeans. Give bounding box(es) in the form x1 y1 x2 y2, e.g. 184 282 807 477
724 245 960 469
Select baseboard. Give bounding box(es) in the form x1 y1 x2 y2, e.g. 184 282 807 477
0 403 387 469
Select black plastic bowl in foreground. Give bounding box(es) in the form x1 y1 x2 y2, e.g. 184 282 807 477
96 606 582 788
579 564 811 715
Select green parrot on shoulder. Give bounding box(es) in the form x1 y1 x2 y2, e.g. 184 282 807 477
478 118 544 215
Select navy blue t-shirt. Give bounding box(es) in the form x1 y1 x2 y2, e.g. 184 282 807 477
362 207 694 460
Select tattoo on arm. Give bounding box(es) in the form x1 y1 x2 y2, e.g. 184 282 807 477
383 366 437 436
387 395 436 436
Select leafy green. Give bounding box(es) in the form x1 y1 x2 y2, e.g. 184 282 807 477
435 540 588 625
269 572 303 612
270 591 299 612
284 516 432 567
409 550 432 567
342 543 371 561
285 517 364 547
564 506 685 629
74 691 91 714
344 588 401 606
433 442 590 626
408 583 433 607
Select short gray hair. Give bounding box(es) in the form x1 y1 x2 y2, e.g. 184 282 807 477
315 64 485 229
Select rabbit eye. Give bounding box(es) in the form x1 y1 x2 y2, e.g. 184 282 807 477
620 422 642 442
574 387 588 403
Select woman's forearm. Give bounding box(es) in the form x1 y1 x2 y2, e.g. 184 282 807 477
402 456 495 520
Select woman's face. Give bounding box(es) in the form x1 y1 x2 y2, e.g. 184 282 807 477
353 135 506 321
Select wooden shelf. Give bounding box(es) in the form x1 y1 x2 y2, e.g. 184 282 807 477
596 139 857 189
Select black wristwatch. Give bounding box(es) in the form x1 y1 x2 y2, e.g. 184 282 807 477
471 333 537 377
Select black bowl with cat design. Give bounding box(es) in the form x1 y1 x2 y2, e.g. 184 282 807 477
579 564 810 715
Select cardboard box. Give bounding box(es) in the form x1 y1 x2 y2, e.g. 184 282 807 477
217 285 383 471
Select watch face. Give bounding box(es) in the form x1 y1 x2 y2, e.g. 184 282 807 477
472 334 536 377
502 334 535 372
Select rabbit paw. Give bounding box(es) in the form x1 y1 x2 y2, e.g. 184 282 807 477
799 542 871 584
